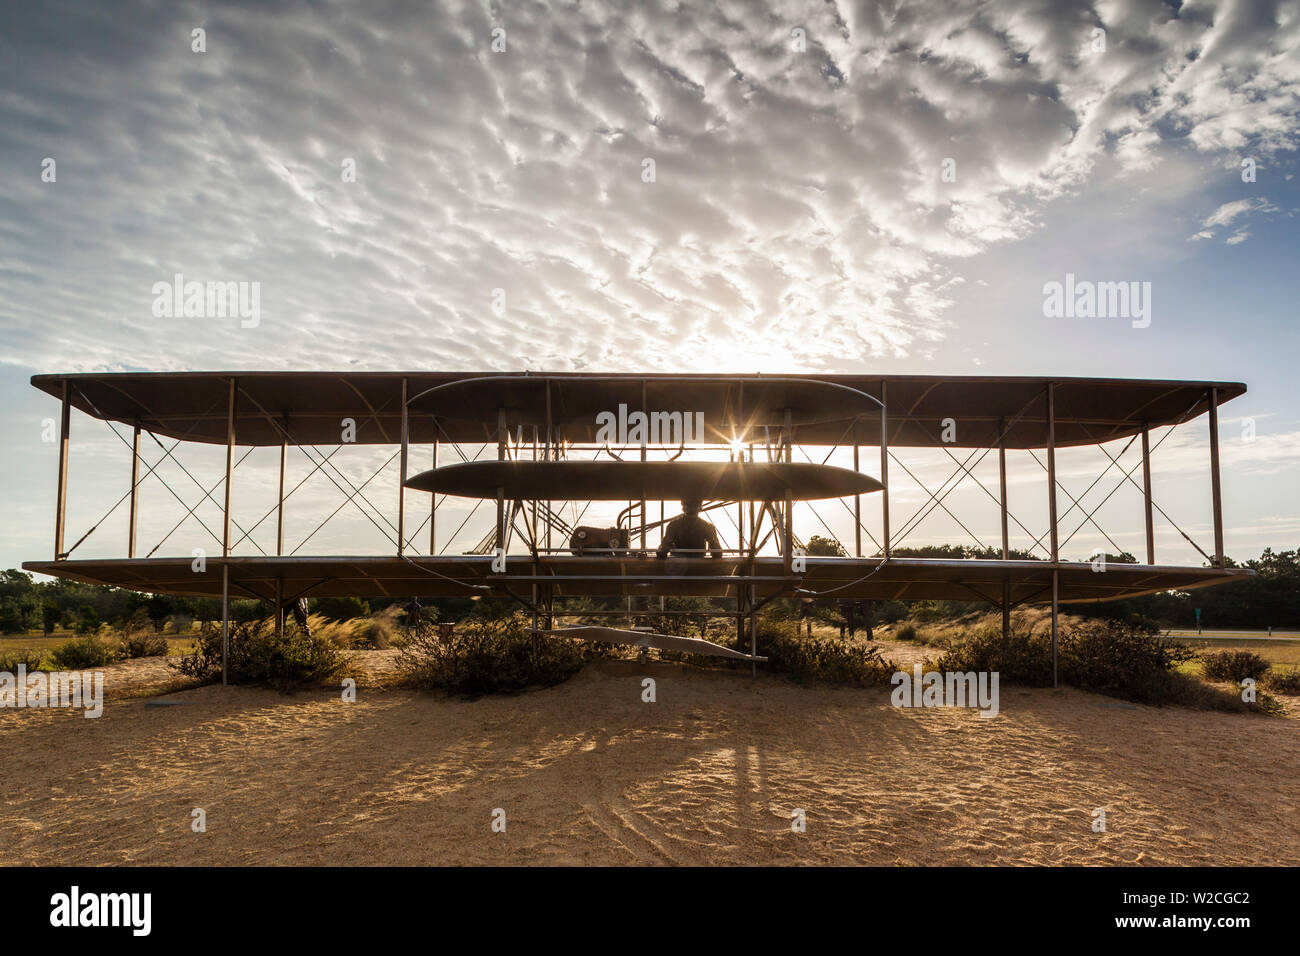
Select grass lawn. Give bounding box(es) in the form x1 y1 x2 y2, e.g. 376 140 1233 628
0 629 197 657
1178 637 1300 671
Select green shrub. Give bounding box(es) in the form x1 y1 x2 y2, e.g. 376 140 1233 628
172 618 351 691
1201 650 1271 682
1060 619 1195 703
48 635 119 669
894 622 919 642
935 619 1272 711
754 619 898 686
1262 666 1300 695
0 647 46 672
934 623 1055 686
396 614 582 696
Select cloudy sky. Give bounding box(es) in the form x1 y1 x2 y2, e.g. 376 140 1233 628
1 0 1298 571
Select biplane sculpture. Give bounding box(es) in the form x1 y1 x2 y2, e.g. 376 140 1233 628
23 371 1253 681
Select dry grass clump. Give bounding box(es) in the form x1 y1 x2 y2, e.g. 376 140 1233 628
172 617 352 691
755 619 899 686
936 619 1281 713
396 613 583 696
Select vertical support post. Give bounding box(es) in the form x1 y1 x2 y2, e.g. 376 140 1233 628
1001 581 1010 639
736 581 745 652
782 408 793 575
998 417 1009 560
853 435 862 558
54 380 70 560
430 437 438 554
128 422 141 558
735 380 744 558
496 407 507 554
641 380 648 553
544 381 552 555
1141 423 1155 565
749 583 756 679
274 578 284 638
221 563 230 686
748 444 757 555
1208 387 1225 568
276 416 287 557
222 378 235 558
1046 383 1058 564
398 377 408 556
1051 568 1059 688
880 380 890 558
998 414 1011 641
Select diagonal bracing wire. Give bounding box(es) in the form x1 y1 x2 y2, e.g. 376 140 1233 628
228 444 345 551
60 433 182 558
146 442 260 557
62 385 230 558
1076 412 1216 565
142 431 267 555
291 449 401 554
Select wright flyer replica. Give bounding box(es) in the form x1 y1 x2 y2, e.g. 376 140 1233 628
24 371 1253 678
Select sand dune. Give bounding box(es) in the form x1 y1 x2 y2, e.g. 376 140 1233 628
2 655 1297 866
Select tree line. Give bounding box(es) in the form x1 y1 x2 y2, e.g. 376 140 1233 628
0 543 1295 634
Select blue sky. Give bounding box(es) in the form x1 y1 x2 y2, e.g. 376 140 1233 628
1 0 1297 572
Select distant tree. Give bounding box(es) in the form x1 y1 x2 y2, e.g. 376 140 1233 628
146 594 172 631
0 598 32 634
41 602 61 636
74 604 101 635
804 535 847 557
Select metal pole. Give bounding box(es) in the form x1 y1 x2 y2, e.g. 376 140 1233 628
222 378 235 557
880 380 890 557
1000 414 1010 640
748 443 757 554
398 377 408 556
1208 387 1225 568
430 437 438 554
641 380 648 552
128 422 141 558
853 437 862 557
1050 568 1059 688
1001 581 1010 639
1141 423 1154 565
496 407 507 554
545 382 552 555
998 417 1009 560
783 408 793 575
274 578 284 638
1046 384 1058 563
276 422 286 557
221 563 230 686
54 380 70 560
749 584 756 679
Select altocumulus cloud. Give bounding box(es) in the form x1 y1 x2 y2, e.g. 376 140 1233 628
1 0 1298 373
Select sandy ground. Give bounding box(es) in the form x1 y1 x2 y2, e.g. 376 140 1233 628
2 650 1298 866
